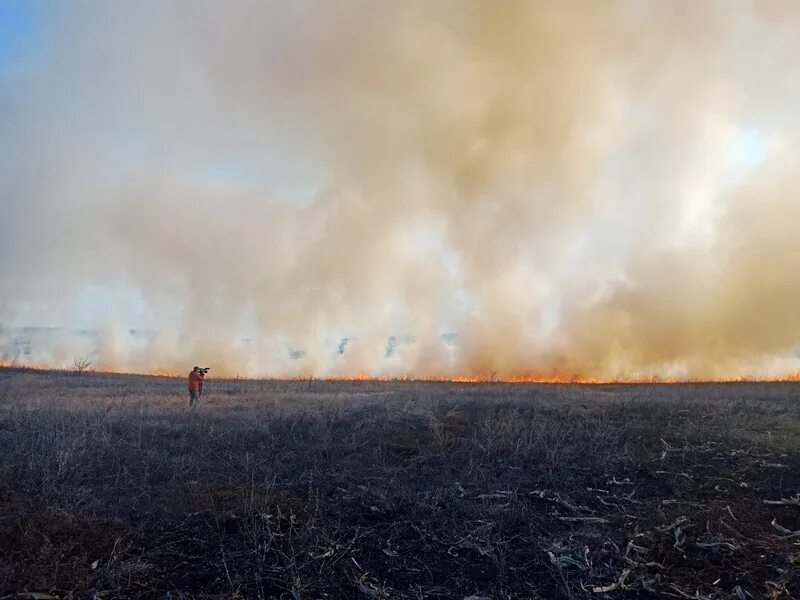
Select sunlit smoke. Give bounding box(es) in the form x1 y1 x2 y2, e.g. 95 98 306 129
2 1 800 380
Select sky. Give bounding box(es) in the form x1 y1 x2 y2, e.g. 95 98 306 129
0 1 37 73
1 1 800 380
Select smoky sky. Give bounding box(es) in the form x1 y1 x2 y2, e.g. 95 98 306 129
2 1 800 379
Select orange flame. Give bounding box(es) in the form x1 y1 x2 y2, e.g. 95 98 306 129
2 358 800 383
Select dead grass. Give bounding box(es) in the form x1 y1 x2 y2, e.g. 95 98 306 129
0 368 798 598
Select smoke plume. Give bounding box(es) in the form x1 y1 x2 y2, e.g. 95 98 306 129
2 1 800 380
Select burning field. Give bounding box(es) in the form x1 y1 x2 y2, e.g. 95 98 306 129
3 4 800 596
0 368 798 599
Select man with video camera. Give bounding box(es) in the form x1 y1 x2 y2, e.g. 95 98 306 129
187 366 209 407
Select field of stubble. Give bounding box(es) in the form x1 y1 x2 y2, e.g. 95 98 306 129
0 368 798 599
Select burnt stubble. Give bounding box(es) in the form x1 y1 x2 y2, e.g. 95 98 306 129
1 369 798 598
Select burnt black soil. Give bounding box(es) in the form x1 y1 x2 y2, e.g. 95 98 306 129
0 370 798 598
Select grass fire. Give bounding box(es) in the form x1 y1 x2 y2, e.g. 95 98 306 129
2 1 800 598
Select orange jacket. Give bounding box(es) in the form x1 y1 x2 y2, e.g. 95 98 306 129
188 370 204 391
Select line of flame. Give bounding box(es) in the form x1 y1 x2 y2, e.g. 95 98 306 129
3 359 800 384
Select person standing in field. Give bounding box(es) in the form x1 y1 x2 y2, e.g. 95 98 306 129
188 366 205 408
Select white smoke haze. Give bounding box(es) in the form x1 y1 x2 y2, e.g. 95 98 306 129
2 1 800 380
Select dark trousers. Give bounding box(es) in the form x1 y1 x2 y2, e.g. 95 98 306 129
189 389 199 407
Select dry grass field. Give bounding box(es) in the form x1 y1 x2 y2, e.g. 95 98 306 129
0 368 798 599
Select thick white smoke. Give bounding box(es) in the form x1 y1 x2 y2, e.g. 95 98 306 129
2 1 800 380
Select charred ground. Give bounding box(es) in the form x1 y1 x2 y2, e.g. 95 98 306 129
0 369 798 599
